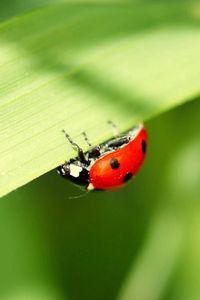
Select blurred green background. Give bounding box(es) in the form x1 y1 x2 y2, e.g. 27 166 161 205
1 0 200 299
1 98 200 300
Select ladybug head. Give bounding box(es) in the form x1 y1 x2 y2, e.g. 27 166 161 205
57 162 89 187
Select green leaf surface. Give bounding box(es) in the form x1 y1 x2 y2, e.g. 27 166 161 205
1 1 200 197
117 210 184 300
0 0 116 22
0 0 62 22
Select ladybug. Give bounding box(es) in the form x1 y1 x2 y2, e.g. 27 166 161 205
57 123 148 191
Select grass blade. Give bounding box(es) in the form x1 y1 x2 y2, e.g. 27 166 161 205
0 1 200 197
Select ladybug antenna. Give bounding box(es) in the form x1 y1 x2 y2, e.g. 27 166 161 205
62 129 88 164
107 120 119 137
82 132 92 147
68 190 89 200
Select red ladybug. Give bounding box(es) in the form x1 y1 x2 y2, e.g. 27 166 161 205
57 123 148 191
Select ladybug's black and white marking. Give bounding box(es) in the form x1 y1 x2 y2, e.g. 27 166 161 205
57 123 148 191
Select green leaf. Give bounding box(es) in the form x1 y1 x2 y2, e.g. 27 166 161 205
1 1 200 197
0 0 114 22
117 210 184 300
0 0 62 22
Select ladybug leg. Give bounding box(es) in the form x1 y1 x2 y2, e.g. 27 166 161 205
106 136 130 149
82 132 101 159
88 146 101 159
62 130 88 164
108 120 119 137
82 132 92 147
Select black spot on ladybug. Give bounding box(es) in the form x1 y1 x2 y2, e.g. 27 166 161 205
141 139 146 154
123 172 133 183
110 158 120 169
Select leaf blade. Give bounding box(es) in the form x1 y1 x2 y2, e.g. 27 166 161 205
1 1 200 197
